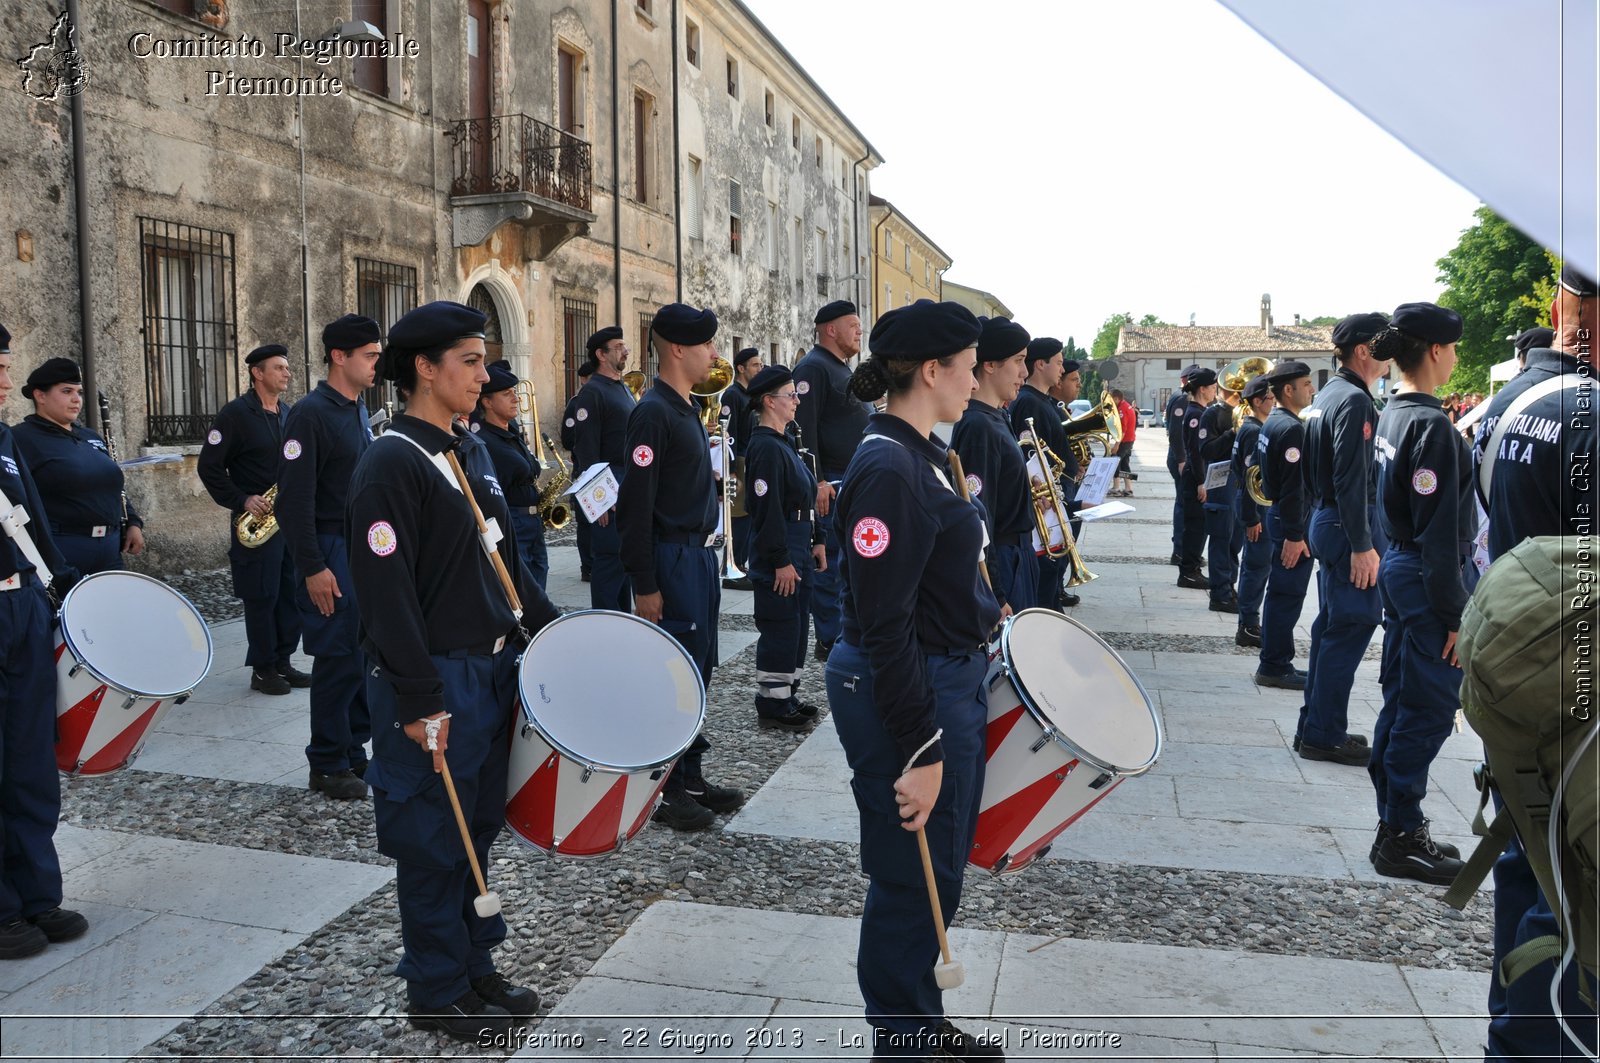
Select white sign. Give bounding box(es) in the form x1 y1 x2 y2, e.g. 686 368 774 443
569 462 620 523
1076 500 1135 523
1203 460 1232 491
1075 456 1122 506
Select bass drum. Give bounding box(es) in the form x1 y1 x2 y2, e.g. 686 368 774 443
505 610 706 857
55 571 214 775
970 608 1162 875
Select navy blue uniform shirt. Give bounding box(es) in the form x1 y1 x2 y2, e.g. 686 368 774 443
1233 415 1265 526
1165 391 1190 462
836 413 1002 770
1258 407 1309 540
1375 392 1474 628
792 346 871 479
274 380 372 578
0 422 68 582
1010 384 1080 491
1303 367 1379 551
722 381 753 458
616 379 718 597
11 415 142 532
197 389 289 512
469 416 543 511
559 379 588 454
571 374 636 475
1180 399 1209 480
952 398 1033 543
745 423 821 570
1198 401 1238 505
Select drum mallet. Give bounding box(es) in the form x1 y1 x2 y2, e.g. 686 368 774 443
904 737 964 990
428 716 502 918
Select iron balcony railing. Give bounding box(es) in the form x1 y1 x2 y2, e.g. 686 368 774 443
448 113 593 212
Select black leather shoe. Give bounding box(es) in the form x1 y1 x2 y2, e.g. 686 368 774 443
1253 671 1306 691
1208 597 1240 613
1374 822 1467 886
0 918 48 959
758 710 813 732
1299 736 1370 766
795 701 820 718
309 769 368 800
1370 819 1458 863
250 668 292 696
683 777 746 812
1235 625 1262 647
408 990 513 1041
1059 590 1080 608
722 575 754 591
276 663 313 688
26 907 87 943
1168 552 1182 566
1176 571 1209 590
814 639 834 662
469 972 538 1018
652 787 715 830
580 569 592 582
935 1019 1006 1059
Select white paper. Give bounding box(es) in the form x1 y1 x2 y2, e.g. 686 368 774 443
1077 500 1135 523
1203 460 1232 491
1076 456 1122 506
568 462 620 523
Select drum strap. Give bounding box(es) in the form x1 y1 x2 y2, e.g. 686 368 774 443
0 484 53 588
861 434 989 551
382 431 506 567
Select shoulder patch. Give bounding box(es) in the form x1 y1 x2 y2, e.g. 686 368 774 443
564 417 576 428
966 473 983 496
283 439 304 461
469 422 481 433
1284 446 1301 464
796 380 811 396
752 478 768 497
1363 421 1373 440
366 520 398 556
206 428 222 446
1188 417 1199 428
1412 468 1439 495
632 444 654 467
576 407 589 422
851 516 890 558
1198 428 1208 439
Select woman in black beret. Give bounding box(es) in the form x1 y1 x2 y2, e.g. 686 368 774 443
826 300 1005 1059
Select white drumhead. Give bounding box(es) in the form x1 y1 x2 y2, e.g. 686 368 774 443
1000 608 1160 772
517 610 706 771
58 571 213 697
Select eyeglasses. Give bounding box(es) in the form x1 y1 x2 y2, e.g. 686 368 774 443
777 391 800 400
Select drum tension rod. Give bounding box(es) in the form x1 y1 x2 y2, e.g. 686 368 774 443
1028 728 1056 754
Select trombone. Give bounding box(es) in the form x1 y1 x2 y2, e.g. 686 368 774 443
1020 417 1097 587
690 357 745 586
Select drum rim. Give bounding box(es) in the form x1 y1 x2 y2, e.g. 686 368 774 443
997 606 1163 774
57 570 215 698
515 607 708 772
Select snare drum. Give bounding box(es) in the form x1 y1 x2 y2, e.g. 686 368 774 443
55 571 214 775
970 608 1162 874
506 610 706 857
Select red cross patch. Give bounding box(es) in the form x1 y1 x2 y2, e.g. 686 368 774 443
852 517 890 558
1363 421 1373 440
632 444 654 467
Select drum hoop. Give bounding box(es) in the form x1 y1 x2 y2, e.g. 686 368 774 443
57 571 215 699
998 607 1163 775
516 608 708 772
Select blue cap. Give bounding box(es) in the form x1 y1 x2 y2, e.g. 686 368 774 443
586 326 624 357
868 299 982 361
977 317 1031 362
22 356 81 398
1025 337 1063 366
1331 312 1388 351
482 361 518 394
1243 374 1271 400
1266 360 1311 383
650 303 719 346
733 347 761 368
246 343 289 366
1184 366 1218 390
321 313 382 355
1390 302 1463 345
745 365 793 402
1514 326 1555 353
814 299 858 325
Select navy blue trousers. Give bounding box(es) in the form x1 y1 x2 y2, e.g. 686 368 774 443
826 641 987 1057
230 532 301 670
1258 507 1312 677
750 522 814 714
0 584 63 924
1298 506 1386 749
1235 496 1270 628
575 514 593 575
1178 473 1207 570
656 541 719 786
294 534 370 773
366 647 517 1009
587 517 630 612
810 511 844 645
54 530 121 577
1204 501 1242 604
1167 454 1184 553
1035 552 1064 613
991 539 1039 614
1369 548 1459 831
508 508 548 590
731 514 752 571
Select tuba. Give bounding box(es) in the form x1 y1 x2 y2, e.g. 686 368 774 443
235 484 280 547
1224 356 1272 429
1061 391 1123 471
514 379 572 529
1245 464 1272 507
622 370 647 401
1020 417 1096 587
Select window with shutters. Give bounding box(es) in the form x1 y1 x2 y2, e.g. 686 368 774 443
726 57 739 98
815 228 827 296
350 0 389 97
685 20 700 67
558 45 584 135
791 115 800 151
728 179 742 256
1166 359 1182 370
684 156 703 240
764 90 775 129
633 90 653 204
814 135 823 169
883 230 892 260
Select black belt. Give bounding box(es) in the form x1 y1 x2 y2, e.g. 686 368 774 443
316 520 346 535
1391 540 1419 552
839 638 986 657
657 531 716 546
1000 531 1032 547
785 510 814 523
50 521 120 538
443 632 513 658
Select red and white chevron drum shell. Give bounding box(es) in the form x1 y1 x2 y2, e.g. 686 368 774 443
970 608 1161 875
54 571 213 776
506 610 706 858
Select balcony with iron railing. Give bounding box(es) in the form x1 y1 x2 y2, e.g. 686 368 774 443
447 113 597 256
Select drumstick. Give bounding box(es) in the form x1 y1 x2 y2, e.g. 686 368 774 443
443 450 523 617
916 827 965 989
439 753 503 918
946 449 992 590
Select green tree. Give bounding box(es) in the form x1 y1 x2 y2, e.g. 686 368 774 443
1299 315 1339 327
1436 206 1555 391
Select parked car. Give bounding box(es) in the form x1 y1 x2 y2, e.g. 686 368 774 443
1139 408 1159 428
1067 399 1092 418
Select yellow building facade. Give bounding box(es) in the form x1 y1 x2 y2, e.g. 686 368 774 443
868 195 952 324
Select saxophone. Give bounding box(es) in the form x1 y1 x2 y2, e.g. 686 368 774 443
235 483 280 547
535 433 572 530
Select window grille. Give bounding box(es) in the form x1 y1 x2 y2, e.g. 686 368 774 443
138 217 237 444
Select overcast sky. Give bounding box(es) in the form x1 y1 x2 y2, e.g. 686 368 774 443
742 0 1482 348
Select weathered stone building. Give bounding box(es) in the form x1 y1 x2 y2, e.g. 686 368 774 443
868 194 950 322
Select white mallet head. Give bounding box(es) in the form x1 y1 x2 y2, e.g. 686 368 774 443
934 960 964 990
474 892 502 918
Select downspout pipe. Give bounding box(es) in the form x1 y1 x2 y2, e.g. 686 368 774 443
670 0 682 302
66 0 99 431
611 0 622 325
870 202 894 327
851 150 869 315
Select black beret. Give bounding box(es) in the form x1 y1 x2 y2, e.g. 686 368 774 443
387 301 487 352
586 325 624 357
245 343 289 366
869 299 981 361
733 347 761 368
1061 359 1082 375
1242 374 1271 400
1025 337 1063 366
1513 326 1555 353
744 365 793 402
1179 363 1204 383
482 361 518 395
1331 312 1389 350
22 356 82 398
651 303 719 346
576 361 596 379
0 323 10 353
322 313 382 354
1390 302 1463 345
1267 360 1311 383
814 300 858 325
1560 263 1598 297
1185 367 1218 389
977 317 1031 362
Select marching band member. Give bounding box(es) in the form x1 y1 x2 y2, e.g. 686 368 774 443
952 315 1036 613
275 314 381 801
827 299 1004 1061
1175 367 1217 591
793 300 870 662
571 326 636 611
1047 357 1086 540
13 358 144 577
724 346 763 584
347 301 554 1042
562 360 596 582
1197 376 1241 612
1012 338 1078 610
197 343 309 696
1164 367 1198 565
1367 302 1470 885
1253 360 1315 690
471 361 548 589
1295 312 1390 765
743 364 825 731
1232 374 1274 647
618 303 746 830
0 326 87 961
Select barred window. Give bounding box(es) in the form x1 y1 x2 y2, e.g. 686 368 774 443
139 217 237 445
562 297 598 402
356 257 418 414
639 312 656 380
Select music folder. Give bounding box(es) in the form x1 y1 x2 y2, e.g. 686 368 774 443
568 463 620 523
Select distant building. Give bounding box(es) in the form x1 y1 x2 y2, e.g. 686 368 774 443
868 195 952 324
940 280 1013 321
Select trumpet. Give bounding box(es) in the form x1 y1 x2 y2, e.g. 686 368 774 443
1021 417 1096 587
236 483 280 547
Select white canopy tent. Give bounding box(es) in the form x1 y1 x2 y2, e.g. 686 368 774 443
1490 356 1522 385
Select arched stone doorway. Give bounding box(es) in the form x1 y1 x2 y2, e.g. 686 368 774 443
467 283 505 363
